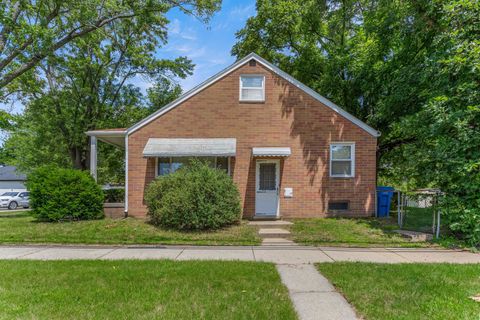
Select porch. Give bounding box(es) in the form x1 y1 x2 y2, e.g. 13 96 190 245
86 128 293 219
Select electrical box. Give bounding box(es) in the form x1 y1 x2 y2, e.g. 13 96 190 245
284 188 293 198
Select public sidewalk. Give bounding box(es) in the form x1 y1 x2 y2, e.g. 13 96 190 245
2 244 479 320
1 244 479 264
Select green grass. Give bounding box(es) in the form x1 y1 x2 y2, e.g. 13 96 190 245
0 211 260 245
0 260 297 320
290 217 433 247
317 262 480 320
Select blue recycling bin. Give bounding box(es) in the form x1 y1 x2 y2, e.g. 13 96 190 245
376 186 394 217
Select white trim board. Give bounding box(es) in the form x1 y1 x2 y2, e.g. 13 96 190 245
126 53 380 137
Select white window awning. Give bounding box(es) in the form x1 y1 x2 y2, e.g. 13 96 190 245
252 147 291 157
143 138 236 157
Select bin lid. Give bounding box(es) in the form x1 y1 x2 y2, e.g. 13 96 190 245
376 186 394 191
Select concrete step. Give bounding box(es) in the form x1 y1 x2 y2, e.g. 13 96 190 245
248 220 293 229
258 228 291 239
261 238 297 246
394 230 433 242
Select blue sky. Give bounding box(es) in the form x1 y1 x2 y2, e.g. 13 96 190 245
134 0 256 93
0 0 256 115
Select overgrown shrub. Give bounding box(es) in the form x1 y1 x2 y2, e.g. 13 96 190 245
27 166 104 221
443 196 480 248
145 160 241 230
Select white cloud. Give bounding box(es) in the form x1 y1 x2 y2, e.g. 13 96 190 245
169 18 181 35
168 18 198 41
229 4 255 18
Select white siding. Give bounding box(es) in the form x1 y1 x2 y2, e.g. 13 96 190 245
0 181 26 194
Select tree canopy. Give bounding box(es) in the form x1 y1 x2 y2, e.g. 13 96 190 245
0 0 220 98
0 0 218 183
233 0 480 245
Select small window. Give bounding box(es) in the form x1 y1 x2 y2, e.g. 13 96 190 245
328 201 349 211
240 75 265 102
330 143 355 178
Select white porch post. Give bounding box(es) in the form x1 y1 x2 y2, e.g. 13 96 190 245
90 136 97 182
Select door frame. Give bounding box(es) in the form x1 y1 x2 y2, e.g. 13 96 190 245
255 159 280 217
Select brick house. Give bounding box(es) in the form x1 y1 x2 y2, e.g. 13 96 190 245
86 53 380 219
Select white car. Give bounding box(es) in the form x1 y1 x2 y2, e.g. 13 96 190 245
0 191 30 210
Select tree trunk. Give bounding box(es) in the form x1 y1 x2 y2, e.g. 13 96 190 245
69 146 87 170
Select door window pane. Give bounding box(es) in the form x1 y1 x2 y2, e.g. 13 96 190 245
259 163 276 190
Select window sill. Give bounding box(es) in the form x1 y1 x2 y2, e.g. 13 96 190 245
239 100 265 104
330 176 355 179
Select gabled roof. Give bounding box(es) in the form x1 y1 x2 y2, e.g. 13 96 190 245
127 53 380 137
0 166 26 181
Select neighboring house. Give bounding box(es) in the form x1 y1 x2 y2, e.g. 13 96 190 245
0 165 27 194
86 53 380 219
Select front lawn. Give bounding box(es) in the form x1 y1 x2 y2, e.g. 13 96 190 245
317 262 480 320
0 260 297 319
0 211 260 245
291 217 431 247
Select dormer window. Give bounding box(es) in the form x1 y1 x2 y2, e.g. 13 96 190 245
240 75 265 102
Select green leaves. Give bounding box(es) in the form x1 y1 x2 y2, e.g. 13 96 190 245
233 0 480 245
0 0 221 95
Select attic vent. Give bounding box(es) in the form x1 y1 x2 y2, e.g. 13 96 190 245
249 59 256 67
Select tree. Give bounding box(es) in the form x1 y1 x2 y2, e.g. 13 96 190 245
233 0 480 245
0 0 220 95
386 0 480 245
232 0 439 160
147 77 182 113
1 0 207 181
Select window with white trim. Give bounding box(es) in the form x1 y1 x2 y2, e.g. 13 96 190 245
330 143 355 177
240 75 265 102
156 157 231 176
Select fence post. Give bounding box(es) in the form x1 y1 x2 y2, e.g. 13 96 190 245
436 208 441 239
397 191 401 227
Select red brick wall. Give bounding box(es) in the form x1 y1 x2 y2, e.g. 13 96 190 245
127 62 377 218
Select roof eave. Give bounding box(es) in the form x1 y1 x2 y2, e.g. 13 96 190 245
85 130 127 137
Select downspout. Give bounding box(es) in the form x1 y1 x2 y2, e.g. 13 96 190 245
124 134 129 217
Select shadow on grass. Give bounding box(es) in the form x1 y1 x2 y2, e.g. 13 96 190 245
291 217 433 247
0 211 31 219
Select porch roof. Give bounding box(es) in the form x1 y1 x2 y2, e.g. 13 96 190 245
252 147 291 157
85 128 126 148
143 138 237 157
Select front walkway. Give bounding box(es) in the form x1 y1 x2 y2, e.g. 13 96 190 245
1 245 479 263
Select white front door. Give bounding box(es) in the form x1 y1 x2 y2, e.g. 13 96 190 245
255 160 280 216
